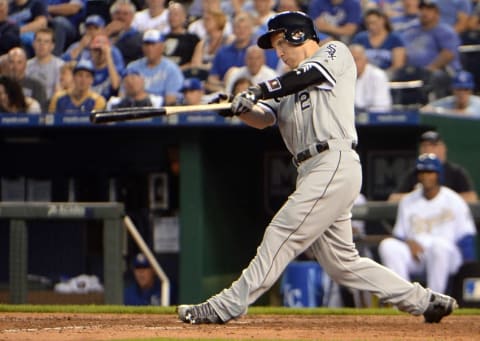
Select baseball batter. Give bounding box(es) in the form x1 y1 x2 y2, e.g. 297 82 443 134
379 153 477 294
178 11 457 324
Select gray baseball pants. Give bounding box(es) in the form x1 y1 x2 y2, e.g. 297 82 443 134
209 144 431 321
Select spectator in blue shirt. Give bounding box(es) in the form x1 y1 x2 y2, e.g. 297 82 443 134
366 0 405 19
48 59 106 114
104 0 143 65
421 70 480 117
351 8 406 77
126 29 184 105
401 0 462 99
62 14 105 62
435 0 472 34
90 34 124 100
124 253 161 306
307 0 362 43
206 11 254 93
47 0 87 56
8 0 48 57
391 0 421 36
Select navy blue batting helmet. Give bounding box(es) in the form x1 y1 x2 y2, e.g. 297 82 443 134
257 11 319 49
415 153 444 183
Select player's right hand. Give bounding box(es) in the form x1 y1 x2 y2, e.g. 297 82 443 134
231 91 256 115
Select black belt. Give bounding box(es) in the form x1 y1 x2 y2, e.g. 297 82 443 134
294 142 357 165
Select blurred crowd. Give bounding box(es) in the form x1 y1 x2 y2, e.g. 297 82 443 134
0 0 479 116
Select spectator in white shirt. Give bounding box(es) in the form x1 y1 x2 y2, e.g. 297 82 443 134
188 0 233 41
131 0 169 33
224 45 277 94
350 44 392 113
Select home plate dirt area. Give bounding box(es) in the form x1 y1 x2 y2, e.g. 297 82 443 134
0 313 479 340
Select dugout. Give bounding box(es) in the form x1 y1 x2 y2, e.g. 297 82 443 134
0 112 479 305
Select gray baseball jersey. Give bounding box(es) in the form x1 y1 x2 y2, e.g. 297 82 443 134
260 41 357 156
208 41 432 321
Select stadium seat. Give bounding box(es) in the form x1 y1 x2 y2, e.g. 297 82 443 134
86 0 112 23
183 67 209 82
389 66 430 110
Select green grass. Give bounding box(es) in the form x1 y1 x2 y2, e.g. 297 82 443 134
1 304 479 316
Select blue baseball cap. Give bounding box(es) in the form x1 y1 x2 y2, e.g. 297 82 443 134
73 59 95 75
452 70 475 90
181 78 203 92
420 130 442 143
416 153 443 173
133 253 151 268
143 29 165 43
85 15 106 28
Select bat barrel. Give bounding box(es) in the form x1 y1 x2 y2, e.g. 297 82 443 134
90 108 166 123
89 102 232 124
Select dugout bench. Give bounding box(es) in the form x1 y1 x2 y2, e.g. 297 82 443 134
3 202 124 304
351 201 480 248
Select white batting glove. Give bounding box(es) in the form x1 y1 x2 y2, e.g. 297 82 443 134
231 93 255 115
230 86 263 115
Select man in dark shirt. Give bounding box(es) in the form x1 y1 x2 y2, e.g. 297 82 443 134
124 253 161 305
163 2 200 70
47 0 86 56
388 130 478 203
7 46 47 111
0 0 20 56
8 0 48 57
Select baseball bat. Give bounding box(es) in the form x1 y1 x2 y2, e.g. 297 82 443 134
90 102 231 124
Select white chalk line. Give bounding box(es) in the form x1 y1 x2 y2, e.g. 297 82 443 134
2 325 186 333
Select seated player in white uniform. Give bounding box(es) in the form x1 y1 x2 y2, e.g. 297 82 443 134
379 153 477 294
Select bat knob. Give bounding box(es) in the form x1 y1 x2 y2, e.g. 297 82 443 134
90 111 100 124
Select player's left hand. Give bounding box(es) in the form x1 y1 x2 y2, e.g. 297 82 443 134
231 86 263 115
208 93 235 117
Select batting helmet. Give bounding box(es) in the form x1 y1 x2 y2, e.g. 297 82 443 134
257 11 319 50
415 153 444 183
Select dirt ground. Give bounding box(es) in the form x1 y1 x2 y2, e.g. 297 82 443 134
0 312 479 341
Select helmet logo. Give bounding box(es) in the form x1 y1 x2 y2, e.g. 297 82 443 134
289 29 305 42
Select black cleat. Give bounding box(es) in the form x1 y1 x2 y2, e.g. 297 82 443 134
423 292 458 323
177 302 222 324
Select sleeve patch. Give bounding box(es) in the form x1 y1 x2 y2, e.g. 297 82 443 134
266 78 282 92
